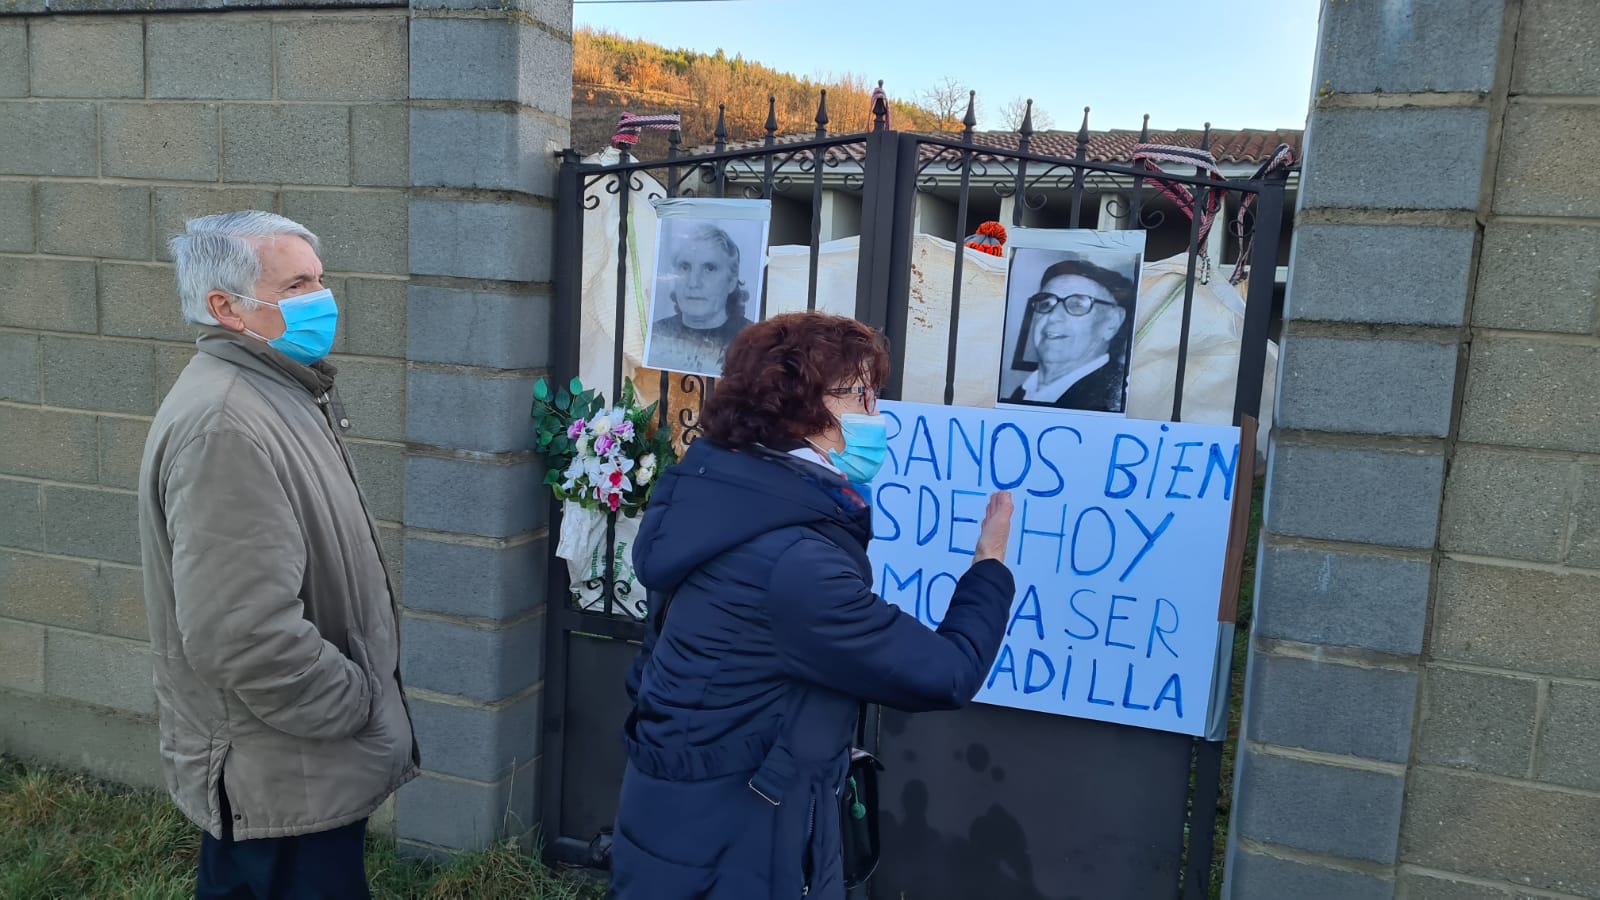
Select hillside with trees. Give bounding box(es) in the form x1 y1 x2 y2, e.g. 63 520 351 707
569 28 1039 155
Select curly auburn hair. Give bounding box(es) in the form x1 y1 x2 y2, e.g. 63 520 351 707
700 312 890 450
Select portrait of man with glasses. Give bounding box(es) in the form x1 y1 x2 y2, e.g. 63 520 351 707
998 250 1141 413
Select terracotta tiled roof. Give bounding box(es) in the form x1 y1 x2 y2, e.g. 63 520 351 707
687 128 1302 167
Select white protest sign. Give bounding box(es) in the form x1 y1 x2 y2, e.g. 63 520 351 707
868 400 1241 737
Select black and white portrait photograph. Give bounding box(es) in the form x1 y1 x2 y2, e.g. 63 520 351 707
997 229 1146 414
642 198 771 378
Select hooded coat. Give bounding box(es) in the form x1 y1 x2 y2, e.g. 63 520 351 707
610 440 1015 899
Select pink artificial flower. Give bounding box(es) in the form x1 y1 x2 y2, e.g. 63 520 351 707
615 420 635 440
607 492 622 512
595 434 615 455
567 420 585 440
609 470 624 487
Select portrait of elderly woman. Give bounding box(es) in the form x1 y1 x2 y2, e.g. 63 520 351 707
999 251 1141 413
644 218 766 377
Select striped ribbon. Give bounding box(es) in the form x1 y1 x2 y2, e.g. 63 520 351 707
1130 142 1226 247
612 112 682 149
1228 143 1296 285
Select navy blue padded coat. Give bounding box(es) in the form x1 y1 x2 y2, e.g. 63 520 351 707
609 440 1015 899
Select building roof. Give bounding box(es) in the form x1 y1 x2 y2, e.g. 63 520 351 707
684 127 1302 167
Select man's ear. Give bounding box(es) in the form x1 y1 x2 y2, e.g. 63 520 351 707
207 290 244 332
1102 305 1128 340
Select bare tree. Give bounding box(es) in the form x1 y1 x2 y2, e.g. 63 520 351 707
921 76 973 131
1000 97 1053 132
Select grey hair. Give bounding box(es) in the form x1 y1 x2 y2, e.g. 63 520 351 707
169 211 321 326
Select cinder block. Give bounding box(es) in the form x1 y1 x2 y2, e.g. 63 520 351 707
1245 653 1417 763
153 187 280 262
1460 338 1600 453
1266 443 1444 550
223 105 351 186
0 101 97 177
1285 225 1473 327
1400 766 1600 895
405 454 545 538
0 548 97 630
0 180 32 252
1262 547 1429 657
0 619 45 694
328 357 404 442
407 369 537 454
42 485 141 566
1473 221 1600 335
1299 107 1488 211
99 263 196 343
1276 334 1457 437
403 535 546 621
407 285 550 370
345 439 403 524
0 23 26 98
0 331 40 402
92 562 147 642
156 345 197 404
401 613 543 703
0 478 42 552
1394 871 1521 900
410 17 572 118
1227 846 1393 900
1571 463 1600 570
1513 0 1600 95
352 105 408 188
0 686 161 789
406 690 541 782
1233 746 1404 863
409 198 552 283
38 183 151 261
1495 101 1600 218
411 0 570 18
0 406 99 483
410 107 563 197
282 190 408 275
101 103 219 183
42 336 157 416
275 18 408 102
336 277 407 359
395 761 538 851
1440 446 1570 563
1432 560 1600 679
98 416 151 492
1313 0 1502 94
148 18 273 100
1535 681 1600 791
30 20 143 99
45 629 153 715
1416 665 1537 777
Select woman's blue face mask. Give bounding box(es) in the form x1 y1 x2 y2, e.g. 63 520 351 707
828 413 889 485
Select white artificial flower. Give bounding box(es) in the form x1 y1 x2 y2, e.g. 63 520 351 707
591 414 612 436
640 453 657 470
637 466 654 486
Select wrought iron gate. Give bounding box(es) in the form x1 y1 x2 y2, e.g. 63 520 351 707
542 91 1291 899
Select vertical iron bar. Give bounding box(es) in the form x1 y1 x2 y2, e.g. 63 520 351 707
1183 739 1226 897
807 90 829 311
1171 125 1212 422
879 132 921 401
713 104 728 198
606 149 632 616
942 92 978 406
760 95 777 321
1234 175 1286 424
1068 107 1089 229
1127 114 1150 234
539 151 585 857
853 123 900 331
661 124 681 430
1011 99 1033 228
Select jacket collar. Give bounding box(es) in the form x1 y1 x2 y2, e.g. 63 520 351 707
196 327 337 398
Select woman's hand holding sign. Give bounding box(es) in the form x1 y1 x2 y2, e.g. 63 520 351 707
974 491 1014 564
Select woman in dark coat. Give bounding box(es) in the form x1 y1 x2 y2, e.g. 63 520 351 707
611 312 1017 900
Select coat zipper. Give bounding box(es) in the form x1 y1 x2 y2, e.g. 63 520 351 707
802 795 816 896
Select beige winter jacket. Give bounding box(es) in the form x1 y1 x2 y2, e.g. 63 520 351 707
138 328 418 840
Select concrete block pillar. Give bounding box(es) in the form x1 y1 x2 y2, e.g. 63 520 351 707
1224 0 1509 896
397 0 572 857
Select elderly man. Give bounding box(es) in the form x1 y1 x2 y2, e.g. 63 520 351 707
138 211 417 899
1005 258 1138 413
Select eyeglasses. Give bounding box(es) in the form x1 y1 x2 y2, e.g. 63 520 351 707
826 385 878 413
1028 292 1118 317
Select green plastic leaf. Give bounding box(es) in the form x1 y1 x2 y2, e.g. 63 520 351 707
533 379 551 402
555 387 571 411
570 377 583 396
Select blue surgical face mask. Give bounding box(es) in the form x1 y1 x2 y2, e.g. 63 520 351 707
232 288 339 366
827 413 889 485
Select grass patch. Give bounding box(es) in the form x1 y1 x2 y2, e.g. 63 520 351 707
0 757 600 900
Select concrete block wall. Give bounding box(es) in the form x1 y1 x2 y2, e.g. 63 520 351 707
1230 2 1600 897
0 0 571 856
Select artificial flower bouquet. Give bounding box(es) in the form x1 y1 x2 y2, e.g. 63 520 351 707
532 377 675 617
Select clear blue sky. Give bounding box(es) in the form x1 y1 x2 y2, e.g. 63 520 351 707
573 0 1322 132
